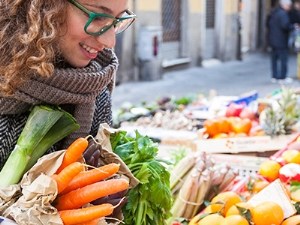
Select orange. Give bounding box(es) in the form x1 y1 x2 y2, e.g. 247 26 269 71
220 215 249 225
203 204 223 214
198 213 225 225
281 215 300 225
252 180 270 193
213 133 229 139
225 202 253 217
258 160 281 182
251 201 284 225
210 191 242 216
282 149 300 164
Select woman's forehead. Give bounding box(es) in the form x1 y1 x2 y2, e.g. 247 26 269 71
81 0 129 14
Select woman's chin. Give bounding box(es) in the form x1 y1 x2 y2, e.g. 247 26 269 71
68 59 91 68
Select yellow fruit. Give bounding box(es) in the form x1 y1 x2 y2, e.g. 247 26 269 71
282 149 300 164
281 215 300 225
204 204 223 214
251 201 284 225
251 180 269 193
258 160 281 182
220 215 249 225
210 191 242 216
225 202 253 217
189 213 202 225
291 189 300 202
197 213 225 225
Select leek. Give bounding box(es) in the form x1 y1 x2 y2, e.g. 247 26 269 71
0 105 79 187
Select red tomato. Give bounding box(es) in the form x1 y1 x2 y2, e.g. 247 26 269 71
225 103 244 117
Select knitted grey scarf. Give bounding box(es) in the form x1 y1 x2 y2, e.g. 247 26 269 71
0 48 119 140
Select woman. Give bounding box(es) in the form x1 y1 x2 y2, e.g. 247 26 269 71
0 0 136 168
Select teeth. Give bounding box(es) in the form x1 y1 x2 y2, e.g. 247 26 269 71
81 44 98 54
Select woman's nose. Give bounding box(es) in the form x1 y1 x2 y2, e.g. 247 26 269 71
95 27 116 49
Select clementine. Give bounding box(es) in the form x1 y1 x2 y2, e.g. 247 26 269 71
252 180 270 193
258 160 281 182
251 201 284 225
197 213 225 225
225 202 253 217
281 215 300 225
203 204 222 214
210 191 242 216
220 215 249 225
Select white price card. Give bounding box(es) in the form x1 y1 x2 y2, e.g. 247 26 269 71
247 179 296 218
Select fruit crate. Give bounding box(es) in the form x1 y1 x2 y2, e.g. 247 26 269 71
270 133 300 160
211 153 267 178
194 133 299 157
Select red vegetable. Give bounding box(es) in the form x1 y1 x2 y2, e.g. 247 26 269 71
279 163 300 183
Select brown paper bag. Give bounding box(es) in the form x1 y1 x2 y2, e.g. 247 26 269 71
2 151 65 225
96 123 139 188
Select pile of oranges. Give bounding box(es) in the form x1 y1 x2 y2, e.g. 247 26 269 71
203 116 262 139
189 191 287 225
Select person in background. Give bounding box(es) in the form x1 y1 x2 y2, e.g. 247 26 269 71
267 0 294 84
0 0 136 168
289 0 300 24
288 0 300 51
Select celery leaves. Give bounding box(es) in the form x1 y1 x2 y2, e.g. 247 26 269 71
111 131 172 225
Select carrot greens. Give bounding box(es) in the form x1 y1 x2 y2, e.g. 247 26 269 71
110 130 172 225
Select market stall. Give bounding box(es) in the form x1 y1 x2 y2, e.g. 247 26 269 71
1 87 300 225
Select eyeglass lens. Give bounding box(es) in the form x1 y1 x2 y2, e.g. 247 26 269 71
86 11 135 35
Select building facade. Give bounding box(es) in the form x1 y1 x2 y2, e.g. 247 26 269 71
115 0 275 84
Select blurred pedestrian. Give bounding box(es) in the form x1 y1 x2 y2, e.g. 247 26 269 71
0 0 136 168
288 0 300 50
289 0 300 24
267 0 294 84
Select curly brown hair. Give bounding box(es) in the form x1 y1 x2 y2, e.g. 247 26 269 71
0 0 68 95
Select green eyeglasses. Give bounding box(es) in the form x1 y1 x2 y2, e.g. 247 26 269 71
68 0 136 36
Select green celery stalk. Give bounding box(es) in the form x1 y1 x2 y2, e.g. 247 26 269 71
0 105 78 187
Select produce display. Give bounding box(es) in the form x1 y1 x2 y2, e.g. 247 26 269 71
2 87 300 225
115 88 300 154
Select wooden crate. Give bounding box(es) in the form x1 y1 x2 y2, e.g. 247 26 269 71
194 134 298 157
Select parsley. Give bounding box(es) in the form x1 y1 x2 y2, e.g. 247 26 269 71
110 131 172 225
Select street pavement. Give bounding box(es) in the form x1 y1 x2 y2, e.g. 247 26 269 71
112 51 300 110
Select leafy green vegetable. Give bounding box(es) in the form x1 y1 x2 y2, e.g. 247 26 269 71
110 130 172 225
0 105 79 187
174 96 193 106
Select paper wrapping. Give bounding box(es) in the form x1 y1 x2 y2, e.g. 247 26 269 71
96 123 139 188
2 151 64 225
0 123 139 225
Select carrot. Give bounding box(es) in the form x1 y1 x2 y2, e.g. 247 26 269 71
55 178 129 210
52 162 85 194
60 163 120 195
74 218 100 225
59 203 113 225
56 137 89 174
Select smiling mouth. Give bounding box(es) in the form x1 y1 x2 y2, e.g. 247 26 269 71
81 43 98 54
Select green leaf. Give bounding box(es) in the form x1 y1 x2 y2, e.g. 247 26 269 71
111 130 172 225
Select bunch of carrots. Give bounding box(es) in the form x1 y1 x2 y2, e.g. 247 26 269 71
51 137 129 225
